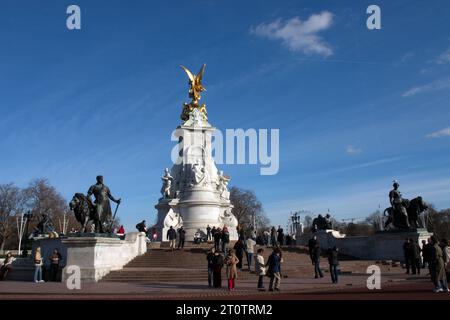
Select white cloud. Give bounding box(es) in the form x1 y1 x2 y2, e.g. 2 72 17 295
426 127 450 138
402 77 450 97
436 48 450 64
250 12 334 57
346 145 362 155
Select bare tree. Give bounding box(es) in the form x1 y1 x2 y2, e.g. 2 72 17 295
24 179 78 234
230 186 269 230
365 210 383 231
0 183 23 250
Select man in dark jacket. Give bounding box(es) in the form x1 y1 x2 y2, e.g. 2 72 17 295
206 248 215 287
177 226 186 249
327 246 339 284
206 225 212 242
214 228 221 251
308 235 318 265
212 250 224 288
266 247 282 291
167 226 177 251
312 240 324 278
403 238 413 274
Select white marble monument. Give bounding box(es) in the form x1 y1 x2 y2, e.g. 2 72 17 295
154 65 238 241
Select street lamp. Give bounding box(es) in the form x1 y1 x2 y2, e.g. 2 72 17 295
17 211 33 256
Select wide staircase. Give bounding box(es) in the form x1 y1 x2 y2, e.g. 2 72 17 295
101 243 364 283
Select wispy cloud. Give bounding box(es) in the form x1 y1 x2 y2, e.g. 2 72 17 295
250 12 334 57
346 145 362 155
435 48 450 64
426 127 450 138
402 77 450 97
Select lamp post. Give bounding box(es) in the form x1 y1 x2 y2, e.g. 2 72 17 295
17 210 32 256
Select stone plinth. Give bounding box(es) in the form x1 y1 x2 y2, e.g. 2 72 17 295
305 228 432 261
61 232 146 282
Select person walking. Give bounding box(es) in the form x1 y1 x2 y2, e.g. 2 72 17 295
225 249 239 291
327 246 339 284
0 252 14 281
312 240 324 278
245 236 256 271
212 250 224 288
49 249 62 282
255 248 266 290
429 236 449 292
177 226 186 249
206 248 215 288
206 225 212 242
166 226 177 251
33 247 44 283
266 247 282 291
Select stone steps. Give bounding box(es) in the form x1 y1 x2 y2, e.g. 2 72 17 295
101 246 327 283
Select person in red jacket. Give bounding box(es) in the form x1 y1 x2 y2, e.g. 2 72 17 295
117 225 125 239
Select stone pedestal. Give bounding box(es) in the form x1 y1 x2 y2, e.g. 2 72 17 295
310 228 432 261
154 118 238 241
61 232 146 282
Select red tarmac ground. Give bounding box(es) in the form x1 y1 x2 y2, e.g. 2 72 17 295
0 273 449 300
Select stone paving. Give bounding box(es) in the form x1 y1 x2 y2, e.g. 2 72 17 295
0 271 446 300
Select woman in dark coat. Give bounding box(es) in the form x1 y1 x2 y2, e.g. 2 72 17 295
233 240 245 270
212 250 224 288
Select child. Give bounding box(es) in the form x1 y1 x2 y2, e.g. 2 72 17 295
255 248 266 290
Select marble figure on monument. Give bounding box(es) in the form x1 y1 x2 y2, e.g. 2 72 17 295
161 168 174 199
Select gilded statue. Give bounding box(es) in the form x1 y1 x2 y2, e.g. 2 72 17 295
180 64 208 122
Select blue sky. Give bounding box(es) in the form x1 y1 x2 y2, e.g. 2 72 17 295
1 0 450 231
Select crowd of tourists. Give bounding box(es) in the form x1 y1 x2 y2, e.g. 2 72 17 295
403 236 449 292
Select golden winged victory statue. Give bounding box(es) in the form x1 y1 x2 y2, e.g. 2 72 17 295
180 64 208 123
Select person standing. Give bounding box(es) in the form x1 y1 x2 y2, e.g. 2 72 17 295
0 252 14 281
403 238 412 274
166 226 177 251
221 227 230 254
312 240 324 278
49 249 62 282
263 230 270 247
245 236 256 271
206 248 215 288
266 247 282 291
277 225 284 246
412 239 422 275
270 226 277 247
422 239 430 269
423 238 433 275
255 248 266 290
212 250 224 288
233 239 245 271
206 225 212 242
177 226 186 249
214 228 221 251
327 246 339 284
34 247 44 283
429 236 449 292
308 235 318 265
225 249 239 291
